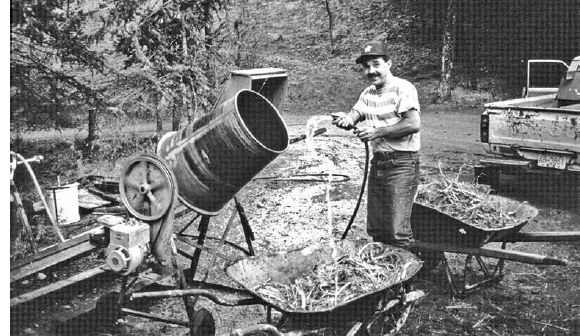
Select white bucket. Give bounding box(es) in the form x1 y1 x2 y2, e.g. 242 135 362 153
46 182 80 225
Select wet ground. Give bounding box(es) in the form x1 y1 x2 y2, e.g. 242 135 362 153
10 106 580 336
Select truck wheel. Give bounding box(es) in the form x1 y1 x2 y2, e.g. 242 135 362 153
487 167 501 194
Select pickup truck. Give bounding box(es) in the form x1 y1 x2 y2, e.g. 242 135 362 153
477 56 580 192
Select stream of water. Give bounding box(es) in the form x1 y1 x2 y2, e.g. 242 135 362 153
305 115 338 253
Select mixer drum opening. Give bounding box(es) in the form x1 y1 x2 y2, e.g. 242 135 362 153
236 90 288 153
157 89 289 215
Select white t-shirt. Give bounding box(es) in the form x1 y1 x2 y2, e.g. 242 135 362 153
352 76 421 152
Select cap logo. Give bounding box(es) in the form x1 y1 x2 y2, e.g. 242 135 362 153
364 45 373 52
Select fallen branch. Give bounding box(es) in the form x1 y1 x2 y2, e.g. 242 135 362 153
486 326 503 336
473 314 494 328
529 319 569 332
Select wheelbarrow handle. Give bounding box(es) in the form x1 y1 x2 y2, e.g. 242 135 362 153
415 241 568 266
497 231 580 243
130 288 259 306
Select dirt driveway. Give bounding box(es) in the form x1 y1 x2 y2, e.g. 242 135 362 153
11 106 579 336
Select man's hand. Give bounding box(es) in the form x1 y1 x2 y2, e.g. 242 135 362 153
354 126 379 142
331 112 355 130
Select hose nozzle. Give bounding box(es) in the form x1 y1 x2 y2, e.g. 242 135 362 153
330 112 356 131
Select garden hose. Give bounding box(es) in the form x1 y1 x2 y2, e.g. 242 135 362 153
341 138 370 240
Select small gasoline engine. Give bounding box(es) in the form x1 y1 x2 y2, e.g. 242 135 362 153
103 218 150 275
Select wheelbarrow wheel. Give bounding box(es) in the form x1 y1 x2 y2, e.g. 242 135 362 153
365 285 417 336
416 248 445 274
93 291 122 327
190 308 216 336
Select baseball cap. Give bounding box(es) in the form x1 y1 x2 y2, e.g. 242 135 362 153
355 41 388 64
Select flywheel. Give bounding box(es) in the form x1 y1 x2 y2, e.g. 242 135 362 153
119 153 177 221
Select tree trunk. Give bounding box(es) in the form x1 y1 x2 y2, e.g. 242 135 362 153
87 108 98 143
172 105 181 131
156 110 163 135
189 82 197 123
171 88 180 131
180 79 189 127
466 1 478 90
203 1 214 82
323 0 335 50
234 18 243 67
438 0 456 102
157 93 167 134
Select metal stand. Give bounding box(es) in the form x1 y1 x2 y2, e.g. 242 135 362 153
440 253 505 299
113 153 257 334
424 242 509 299
179 202 256 282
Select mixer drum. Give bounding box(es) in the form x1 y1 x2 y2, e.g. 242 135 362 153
157 89 289 215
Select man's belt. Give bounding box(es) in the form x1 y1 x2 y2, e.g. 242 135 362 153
372 151 417 160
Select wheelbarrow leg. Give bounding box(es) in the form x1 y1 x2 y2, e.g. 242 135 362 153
441 255 459 300
493 242 508 277
363 283 424 335
461 253 506 295
345 321 367 336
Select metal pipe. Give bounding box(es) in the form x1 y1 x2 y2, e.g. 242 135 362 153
12 152 65 242
130 288 247 306
121 307 190 327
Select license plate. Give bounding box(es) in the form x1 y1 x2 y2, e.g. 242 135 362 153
537 153 568 169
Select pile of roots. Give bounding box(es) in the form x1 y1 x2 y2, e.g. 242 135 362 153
253 243 414 311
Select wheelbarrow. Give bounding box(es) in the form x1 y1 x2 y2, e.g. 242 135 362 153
129 240 425 336
410 194 580 298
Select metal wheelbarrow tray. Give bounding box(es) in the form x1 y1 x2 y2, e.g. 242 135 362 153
411 194 539 248
225 240 424 335
225 240 422 314
409 194 578 298
130 241 425 335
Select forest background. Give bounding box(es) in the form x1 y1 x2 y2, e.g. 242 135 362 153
9 0 580 183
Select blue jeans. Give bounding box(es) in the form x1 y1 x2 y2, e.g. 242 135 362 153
367 152 419 248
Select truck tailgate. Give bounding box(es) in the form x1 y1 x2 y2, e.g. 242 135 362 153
484 94 580 153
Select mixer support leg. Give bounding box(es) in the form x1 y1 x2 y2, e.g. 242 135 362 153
188 215 211 279
235 197 255 256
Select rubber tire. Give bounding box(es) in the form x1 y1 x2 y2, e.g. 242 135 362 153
190 309 216 336
94 291 122 327
416 248 445 274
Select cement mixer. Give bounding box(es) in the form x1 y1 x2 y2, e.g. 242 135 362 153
94 69 424 336
96 69 292 334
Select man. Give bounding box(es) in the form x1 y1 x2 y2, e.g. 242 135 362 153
332 41 421 250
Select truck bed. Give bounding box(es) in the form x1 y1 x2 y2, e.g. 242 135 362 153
482 94 580 172
485 94 580 112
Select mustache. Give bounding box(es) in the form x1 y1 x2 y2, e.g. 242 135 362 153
367 73 379 79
